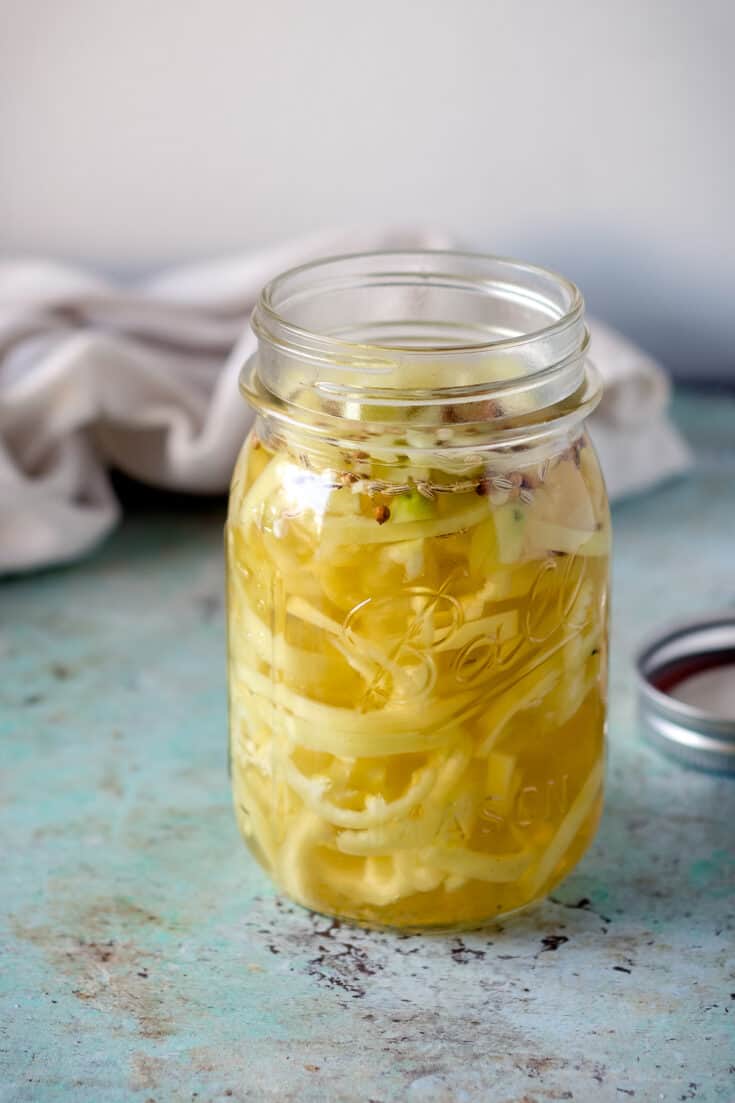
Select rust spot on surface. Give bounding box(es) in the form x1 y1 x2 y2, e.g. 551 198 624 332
130 1054 169 1092
550 895 613 924
524 1055 558 1079
449 938 485 964
307 938 381 998
100 766 124 798
11 897 174 1041
540 934 569 952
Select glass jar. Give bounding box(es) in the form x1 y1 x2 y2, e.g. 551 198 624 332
226 251 609 930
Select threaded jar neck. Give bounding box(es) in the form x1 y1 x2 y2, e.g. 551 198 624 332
243 251 601 450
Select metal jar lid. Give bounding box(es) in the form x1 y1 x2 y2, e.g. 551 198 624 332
636 613 735 773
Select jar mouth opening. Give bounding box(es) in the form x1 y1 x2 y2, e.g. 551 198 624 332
253 250 584 361
247 250 594 432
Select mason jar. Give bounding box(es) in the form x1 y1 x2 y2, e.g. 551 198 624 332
226 251 610 929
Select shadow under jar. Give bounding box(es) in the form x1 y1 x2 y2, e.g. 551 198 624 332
226 251 610 930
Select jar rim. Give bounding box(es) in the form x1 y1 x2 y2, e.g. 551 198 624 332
252 249 585 358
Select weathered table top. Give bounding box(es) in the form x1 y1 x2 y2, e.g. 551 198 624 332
2 389 734 1103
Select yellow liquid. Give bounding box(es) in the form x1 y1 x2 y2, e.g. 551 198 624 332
226 433 609 929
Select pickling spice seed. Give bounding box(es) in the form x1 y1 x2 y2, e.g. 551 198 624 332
441 399 502 424
374 504 391 524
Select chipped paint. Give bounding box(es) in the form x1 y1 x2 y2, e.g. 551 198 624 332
1 391 734 1102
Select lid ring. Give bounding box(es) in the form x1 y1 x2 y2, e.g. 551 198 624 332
636 613 735 773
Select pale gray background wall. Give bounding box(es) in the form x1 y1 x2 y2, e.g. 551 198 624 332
1 0 733 378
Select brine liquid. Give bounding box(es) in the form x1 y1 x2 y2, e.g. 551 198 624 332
226 432 609 928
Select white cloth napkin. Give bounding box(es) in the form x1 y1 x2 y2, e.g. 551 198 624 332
0 231 691 574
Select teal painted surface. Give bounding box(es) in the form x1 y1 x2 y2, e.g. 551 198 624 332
1 388 733 1103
